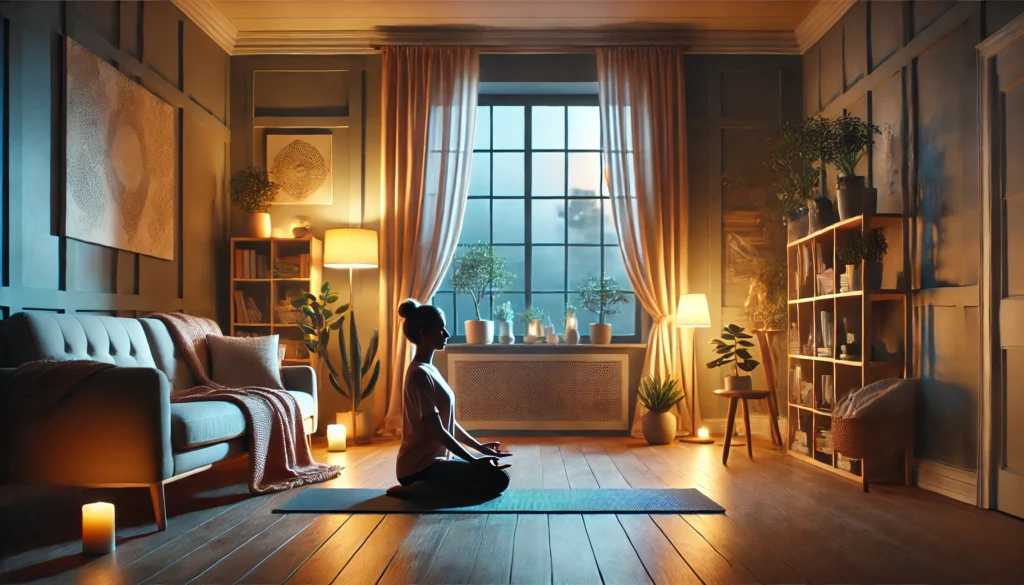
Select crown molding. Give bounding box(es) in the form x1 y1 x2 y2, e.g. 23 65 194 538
170 0 238 55
794 0 857 54
233 28 801 56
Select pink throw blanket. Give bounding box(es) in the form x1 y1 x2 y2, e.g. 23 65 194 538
153 312 339 493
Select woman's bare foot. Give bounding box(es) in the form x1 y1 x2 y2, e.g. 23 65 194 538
386 481 434 497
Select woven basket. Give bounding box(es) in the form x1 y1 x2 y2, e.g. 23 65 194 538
832 415 909 460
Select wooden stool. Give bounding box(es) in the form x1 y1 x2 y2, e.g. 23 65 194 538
713 388 784 465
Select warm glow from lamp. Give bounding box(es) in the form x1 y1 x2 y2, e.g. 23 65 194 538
697 427 710 440
324 228 378 269
676 293 711 328
82 502 115 555
327 424 347 452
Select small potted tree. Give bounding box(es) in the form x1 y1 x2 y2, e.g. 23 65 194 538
495 301 515 345
451 242 515 344
766 122 820 241
827 113 882 220
638 375 683 445
706 324 760 391
578 275 629 345
837 229 888 291
230 167 278 238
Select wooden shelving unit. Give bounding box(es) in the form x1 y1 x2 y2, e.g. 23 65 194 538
786 212 910 486
229 237 323 367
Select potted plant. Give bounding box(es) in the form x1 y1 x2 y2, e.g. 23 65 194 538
294 282 381 444
230 167 278 238
578 275 629 345
519 305 548 344
450 242 516 344
706 324 760 391
638 375 683 445
495 301 515 345
837 229 888 290
766 122 820 241
827 113 881 220
563 304 580 345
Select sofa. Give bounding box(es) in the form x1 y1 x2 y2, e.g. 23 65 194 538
0 312 318 530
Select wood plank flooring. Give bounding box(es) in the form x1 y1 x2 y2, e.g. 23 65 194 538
2 436 1024 584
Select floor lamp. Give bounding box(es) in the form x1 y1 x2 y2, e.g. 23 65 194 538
323 228 379 311
677 293 715 444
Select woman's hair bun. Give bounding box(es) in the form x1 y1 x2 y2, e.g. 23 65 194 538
398 299 420 319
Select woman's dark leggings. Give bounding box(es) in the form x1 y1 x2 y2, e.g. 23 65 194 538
398 459 510 497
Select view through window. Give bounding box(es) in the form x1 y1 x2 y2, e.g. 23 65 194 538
433 97 640 341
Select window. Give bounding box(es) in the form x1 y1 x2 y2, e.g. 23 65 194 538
433 96 640 342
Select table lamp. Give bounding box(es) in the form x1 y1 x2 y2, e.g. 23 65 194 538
324 228 379 310
677 293 714 444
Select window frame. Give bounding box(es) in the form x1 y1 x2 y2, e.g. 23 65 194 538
435 94 643 344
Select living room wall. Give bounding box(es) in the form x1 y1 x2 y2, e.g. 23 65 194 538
0 1 231 323
804 0 1024 473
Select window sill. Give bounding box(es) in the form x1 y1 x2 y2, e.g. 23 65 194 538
441 343 647 351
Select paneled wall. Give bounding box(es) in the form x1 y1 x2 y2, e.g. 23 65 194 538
0 1 230 324
804 0 1024 471
229 54 383 424
687 55 804 419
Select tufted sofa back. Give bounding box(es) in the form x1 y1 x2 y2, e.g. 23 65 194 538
0 312 197 392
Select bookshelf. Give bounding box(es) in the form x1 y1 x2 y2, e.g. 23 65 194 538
786 212 910 486
230 237 323 367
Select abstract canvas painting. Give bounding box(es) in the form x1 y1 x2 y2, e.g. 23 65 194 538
65 38 175 260
266 134 333 205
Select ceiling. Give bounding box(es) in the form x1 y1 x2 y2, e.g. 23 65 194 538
172 0 855 55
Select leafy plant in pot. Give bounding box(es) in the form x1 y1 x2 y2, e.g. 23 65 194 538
577 275 629 345
836 229 888 290
706 324 760 391
451 242 516 344
518 305 548 344
295 282 381 444
230 167 278 238
766 122 820 241
826 113 882 221
638 376 684 445
495 301 515 345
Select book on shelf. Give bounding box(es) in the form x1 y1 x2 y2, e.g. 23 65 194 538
817 311 833 356
232 291 266 323
234 249 271 279
275 254 311 279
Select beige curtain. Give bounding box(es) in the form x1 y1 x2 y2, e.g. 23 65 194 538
379 46 479 433
597 46 699 436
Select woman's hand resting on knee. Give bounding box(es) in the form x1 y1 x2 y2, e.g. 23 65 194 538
471 454 511 470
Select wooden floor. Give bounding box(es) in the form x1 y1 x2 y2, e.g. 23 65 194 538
2 435 1024 584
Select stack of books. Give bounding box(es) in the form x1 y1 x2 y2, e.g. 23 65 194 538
234 249 270 279
233 291 265 323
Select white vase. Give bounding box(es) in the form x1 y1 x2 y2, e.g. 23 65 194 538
564 326 579 345
465 320 494 344
545 326 559 345
590 323 612 345
498 320 515 344
243 212 271 238
641 411 676 445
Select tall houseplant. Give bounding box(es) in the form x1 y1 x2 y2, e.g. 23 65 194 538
295 282 381 444
230 167 278 238
706 324 761 391
804 115 839 231
638 376 684 445
578 275 629 345
766 122 820 241
826 113 882 220
451 242 516 344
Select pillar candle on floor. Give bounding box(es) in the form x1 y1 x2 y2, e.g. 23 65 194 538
82 502 115 555
327 424 347 451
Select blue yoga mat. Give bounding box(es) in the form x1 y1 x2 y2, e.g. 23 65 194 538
274 488 724 514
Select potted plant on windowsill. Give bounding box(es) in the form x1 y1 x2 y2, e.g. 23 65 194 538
451 242 516 345
836 229 889 291
231 166 278 238
766 122 820 242
827 113 881 221
578 275 629 345
495 301 515 345
638 375 683 445
706 324 760 391
519 305 548 344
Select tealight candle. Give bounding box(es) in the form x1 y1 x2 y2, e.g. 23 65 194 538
697 427 711 440
82 502 115 555
327 424 347 452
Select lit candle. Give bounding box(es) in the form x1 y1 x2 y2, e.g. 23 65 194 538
327 424 347 452
82 502 115 555
697 427 710 440
567 315 577 330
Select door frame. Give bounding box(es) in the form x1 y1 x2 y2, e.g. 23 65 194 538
978 12 1024 511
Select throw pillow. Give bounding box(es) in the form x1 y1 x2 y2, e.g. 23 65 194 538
206 334 284 390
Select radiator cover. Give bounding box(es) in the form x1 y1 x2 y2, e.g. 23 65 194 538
448 353 629 431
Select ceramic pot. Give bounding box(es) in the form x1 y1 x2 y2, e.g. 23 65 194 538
590 323 613 345
292 226 310 238
725 375 752 391
867 262 884 290
353 410 375 445
641 411 677 445
335 411 354 440
564 325 580 345
464 320 494 344
837 177 878 220
243 212 272 238
498 320 515 344
787 213 809 242
809 197 835 232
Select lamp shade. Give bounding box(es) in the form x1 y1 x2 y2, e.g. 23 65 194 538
676 293 711 328
324 228 378 269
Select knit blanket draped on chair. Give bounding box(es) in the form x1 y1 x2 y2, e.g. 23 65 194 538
153 312 339 493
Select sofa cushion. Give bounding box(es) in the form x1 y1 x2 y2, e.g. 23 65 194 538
1 313 159 369
206 334 284 389
171 391 315 450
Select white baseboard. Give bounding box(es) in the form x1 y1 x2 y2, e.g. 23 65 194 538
915 459 977 505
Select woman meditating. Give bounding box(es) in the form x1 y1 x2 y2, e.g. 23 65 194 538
387 299 512 499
